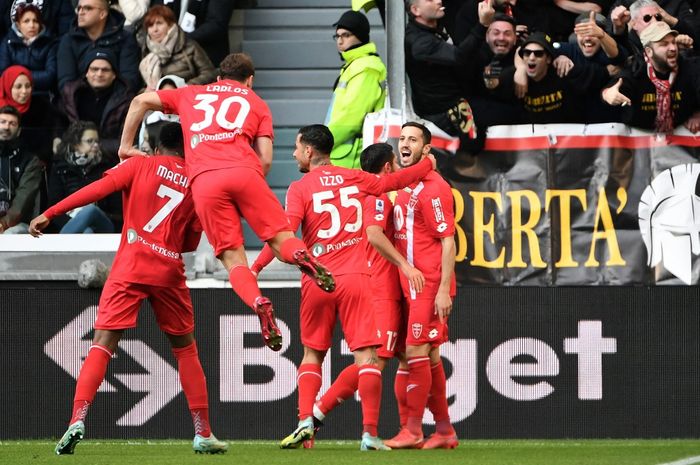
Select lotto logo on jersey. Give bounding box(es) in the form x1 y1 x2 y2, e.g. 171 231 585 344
432 197 445 222
374 198 385 221
311 243 325 257
429 328 439 339
412 323 423 339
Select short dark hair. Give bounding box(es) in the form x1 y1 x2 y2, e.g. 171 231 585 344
401 121 431 144
219 53 255 81
0 105 21 123
298 124 334 155
157 122 184 156
405 0 419 16
360 143 394 174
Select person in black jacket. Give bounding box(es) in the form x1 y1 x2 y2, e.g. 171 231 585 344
149 0 235 66
0 0 74 38
0 2 58 97
46 120 121 233
57 0 140 91
60 49 136 163
0 104 42 233
602 21 700 133
404 0 494 151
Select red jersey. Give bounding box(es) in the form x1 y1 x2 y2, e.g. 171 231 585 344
393 170 456 297
285 158 432 278
363 192 402 300
45 156 201 287
157 80 274 180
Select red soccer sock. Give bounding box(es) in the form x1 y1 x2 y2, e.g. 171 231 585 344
297 363 322 420
318 364 359 416
279 237 308 264
358 364 382 437
405 356 432 436
394 368 409 428
228 265 262 309
172 342 211 437
427 361 454 435
71 344 113 424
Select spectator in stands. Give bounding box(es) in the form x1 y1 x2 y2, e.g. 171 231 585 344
0 104 42 234
148 0 235 66
113 0 150 33
0 2 58 98
46 120 120 233
556 11 628 122
0 65 64 161
491 32 610 123
325 10 386 169
138 5 216 91
0 0 74 38
602 21 700 133
461 13 523 129
57 0 141 91
404 0 494 152
610 0 697 59
453 0 554 45
548 0 609 43
138 74 186 153
60 49 136 163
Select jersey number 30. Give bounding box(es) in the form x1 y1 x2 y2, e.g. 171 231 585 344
191 94 250 131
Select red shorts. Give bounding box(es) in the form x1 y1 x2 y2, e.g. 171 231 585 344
94 279 194 335
191 167 291 256
374 298 407 358
300 274 381 352
404 296 449 347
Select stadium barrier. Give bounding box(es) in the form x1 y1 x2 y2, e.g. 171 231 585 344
3 285 698 439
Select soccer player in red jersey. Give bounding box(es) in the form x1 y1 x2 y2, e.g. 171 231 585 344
384 122 459 450
29 123 228 455
307 143 427 444
117 53 334 352
251 125 435 451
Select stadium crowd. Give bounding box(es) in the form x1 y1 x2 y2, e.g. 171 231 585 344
5 0 700 455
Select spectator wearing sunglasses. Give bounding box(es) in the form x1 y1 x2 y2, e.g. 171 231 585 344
601 21 700 134
489 32 610 123
610 0 697 59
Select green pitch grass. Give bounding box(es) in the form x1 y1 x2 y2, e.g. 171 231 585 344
1 439 700 465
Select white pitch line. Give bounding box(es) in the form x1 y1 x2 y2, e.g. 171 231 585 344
658 456 700 465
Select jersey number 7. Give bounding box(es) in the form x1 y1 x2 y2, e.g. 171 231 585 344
143 184 185 232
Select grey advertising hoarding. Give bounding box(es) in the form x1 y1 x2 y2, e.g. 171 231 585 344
1 286 699 440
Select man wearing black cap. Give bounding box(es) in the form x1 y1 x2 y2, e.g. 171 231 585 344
60 49 136 162
325 10 386 169
490 31 610 123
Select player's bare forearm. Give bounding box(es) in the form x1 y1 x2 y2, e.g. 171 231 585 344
438 235 456 296
119 92 163 160
367 225 425 293
253 136 273 175
379 157 433 194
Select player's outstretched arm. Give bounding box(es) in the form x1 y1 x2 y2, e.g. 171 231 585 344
371 154 436 195
29 176 119 237
28 214 50 237
119 92 164 160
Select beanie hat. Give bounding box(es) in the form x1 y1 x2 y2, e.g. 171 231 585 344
333 10 370 44
81 49 117 74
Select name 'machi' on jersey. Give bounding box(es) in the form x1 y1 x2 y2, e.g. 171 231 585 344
106 156 201 287
157 80 273 181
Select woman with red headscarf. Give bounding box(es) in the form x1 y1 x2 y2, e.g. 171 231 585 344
0 65 65 161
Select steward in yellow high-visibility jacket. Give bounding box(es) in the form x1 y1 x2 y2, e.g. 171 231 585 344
325 11 386 169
